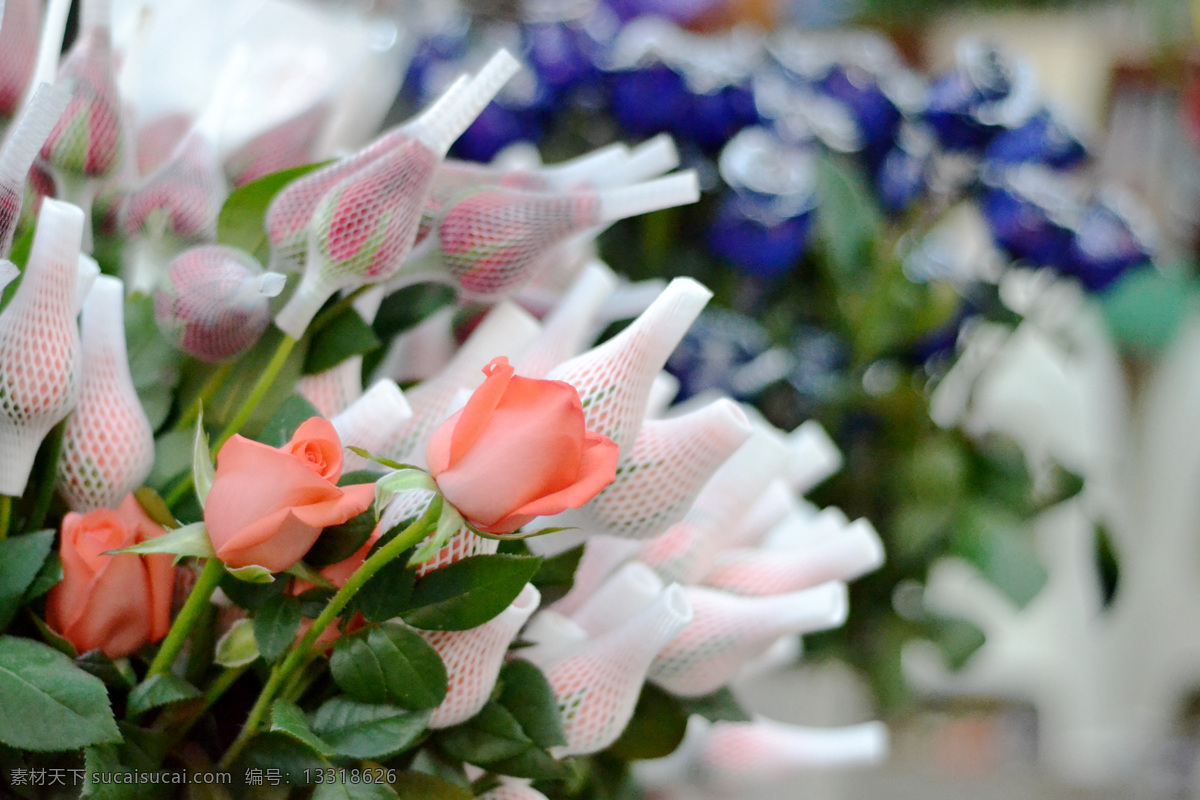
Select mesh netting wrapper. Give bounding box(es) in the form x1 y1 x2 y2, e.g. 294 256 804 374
56 275 154 511
0 83 69 256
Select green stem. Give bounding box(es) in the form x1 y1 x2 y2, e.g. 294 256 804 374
0 495 10 541
211 333 298 456
27 421 65 534
145 558 225 679
309 286 370 335
175 362 234 431
218 503 439 769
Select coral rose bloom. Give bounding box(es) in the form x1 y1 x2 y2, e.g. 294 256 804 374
427 356 619 534
46 494 176 658
205 417 374 572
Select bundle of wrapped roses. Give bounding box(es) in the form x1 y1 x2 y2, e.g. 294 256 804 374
0 1 886 797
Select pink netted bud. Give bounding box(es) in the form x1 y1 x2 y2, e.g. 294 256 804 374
418 172 698 302
0 199 84 495
477 779 550 800
649 583 847 697
701 519 884 596
39 0 121 180
135 113 191 177
695 719 888 784
0 0 40 117
330 379 412 473
545 277 711 455
423 584 540 729
550 398 752 542
154 245 285 363
368 301 539 466
225 101 331 188
56 275 153 511
0 83 69 256
123 131 224 241
523 585 692 756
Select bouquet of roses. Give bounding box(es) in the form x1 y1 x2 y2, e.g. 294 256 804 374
0 1 887 798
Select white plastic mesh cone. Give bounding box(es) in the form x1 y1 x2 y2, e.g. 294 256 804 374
520 610 588 666
649 583 848 697
154 245 277 363
423 583 540 729
0 83 69 255
516 261 618 379
372 306 456 386
702 519 884 596
366 301 539 466
375 491 498 579
0 0 40 118
525 584 693 757
697 719 888 784
225 101 331 188
645 371 680 418
785 420 843 494
569 562 665 637
56 275 153 511
477 779 550 800
0 199 83 495
122 130 225 241
550 534 644 616
727 480 801 551
297 287 384 418
330 379 412 473
545 277 711 455
551 398 752 542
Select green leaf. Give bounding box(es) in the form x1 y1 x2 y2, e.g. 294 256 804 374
307 509 375 568
498 660 567 749
677 687 752 723
0 635 121 750
304 308 381 375
409 503 464 565
127 673 201 715
1099 264 1195 355
84 743 172 800
437 701 534 764
218 571 287 610
605 683 687 761
374 468 436 514
125 294 183 431
270 700 333 756
192 411 216 506
530 544 584 607
485 745 568 780
238 732 328 780
951 504 1047 608
28 612 77 657
284 560 334 590
814 155 882 281
923 613 987 671
331 622 447 710
227 564 276 583
22 551 62 603
258 394 322 448
338 469 382 487
255 595 303 662
390 771 472 800
75 650 137 689
1094 522 1120 609
309 698 430 759
133 488 178 530
0 529 55 630
402 554 542 631
214 618 260 667
312 778 400 800
217 162 327 258
106 521 214 559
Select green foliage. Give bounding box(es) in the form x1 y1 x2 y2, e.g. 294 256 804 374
313 778 400 800
605 684 688 761
254 595 303 663
269 700 334 757
304 308 381 375
127 674 201 716
307 509 376 568
258 393 322 448
437 701 566 780
390 771 473 800
75 650 137 690
351 545 416 624
125 294 182 431
1099 265 1199 356
497 661 567 749
217 162 326 260
330 623 447 709
402 554 543 631
0 530 55 630
529 544 584 607
309 698 430 759
0 636 121 751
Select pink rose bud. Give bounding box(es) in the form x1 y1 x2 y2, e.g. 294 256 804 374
39 13 122 179
424 584 540 728
0 0 40 117
46 494 176 658
0 200 83 495
204 417 375 572
426 356 619 535
57 276 154 511
154 245 284 363
225 102 331 188
123 131 225 240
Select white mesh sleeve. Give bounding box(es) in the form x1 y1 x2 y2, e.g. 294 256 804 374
515 261 618 379
569 562 664 637
330 379 413 473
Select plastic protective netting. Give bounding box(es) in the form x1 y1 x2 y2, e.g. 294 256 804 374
422 584 540 728
694 719 888 785
569 562 664 637
225 101 331 188
0 84 69 256
123 131 225 240
136 113 190 177
477 779 551 800
551 398 751 542
153 245 282 363
56 275 153 511
514 261 616 380
369 302 539 466
40 0 122 181
0 200 83 495
701 519 884 596
330 379 413 473
648 583 847 697
550 535 643 616
0 0 39 117
523 585 692 757
296 287 384 418
377 493 499 580
372 306 456 386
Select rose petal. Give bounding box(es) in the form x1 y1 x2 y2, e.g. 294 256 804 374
448 356 516 466
502 429 620 522
285 417 344 481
